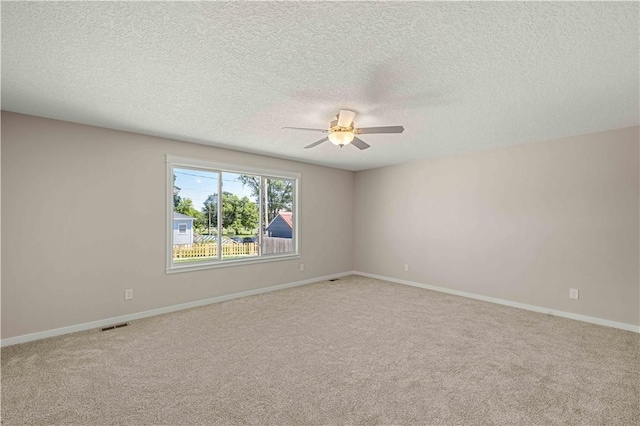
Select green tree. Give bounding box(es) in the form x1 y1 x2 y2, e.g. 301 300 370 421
202 192 259 235
202 194 218 234
173 173 181 208
236 196 259 234
175 198 203 226
237 175 292 224
221 192 259 235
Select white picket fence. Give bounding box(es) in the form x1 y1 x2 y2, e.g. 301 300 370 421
173 236 293 260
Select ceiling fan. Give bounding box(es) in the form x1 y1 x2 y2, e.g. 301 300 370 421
283 110 404 150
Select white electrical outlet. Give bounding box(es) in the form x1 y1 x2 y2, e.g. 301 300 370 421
404 264 409 272
299 263 305 272
125 289 134 300
569 288 579 300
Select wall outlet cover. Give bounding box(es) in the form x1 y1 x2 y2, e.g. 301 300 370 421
569 288 579 300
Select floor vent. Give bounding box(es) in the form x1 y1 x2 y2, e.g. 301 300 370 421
329 278 340 282
100 323 129 332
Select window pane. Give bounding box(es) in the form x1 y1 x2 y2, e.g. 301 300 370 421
221 172 260 260
262 177 294 255
167 157 299 272
172 168 219 264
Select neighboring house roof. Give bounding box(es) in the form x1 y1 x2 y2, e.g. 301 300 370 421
267 211 293 229
279 212 293 228
173 211 195 221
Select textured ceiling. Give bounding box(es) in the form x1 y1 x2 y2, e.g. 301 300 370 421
2 2 638 171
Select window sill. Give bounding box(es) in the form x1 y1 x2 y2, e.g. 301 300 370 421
166 253 301 274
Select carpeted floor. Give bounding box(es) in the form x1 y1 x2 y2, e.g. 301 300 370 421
1 275 639 425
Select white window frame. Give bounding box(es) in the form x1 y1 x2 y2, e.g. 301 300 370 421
166 155 300 273
177 223 187 234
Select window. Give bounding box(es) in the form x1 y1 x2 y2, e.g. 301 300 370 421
167 155 299 272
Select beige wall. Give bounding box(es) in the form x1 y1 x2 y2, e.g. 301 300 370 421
354 127 640 326
1 112 354 339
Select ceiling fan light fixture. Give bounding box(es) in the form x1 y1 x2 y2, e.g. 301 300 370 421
328 130 355 146
286 110 403 150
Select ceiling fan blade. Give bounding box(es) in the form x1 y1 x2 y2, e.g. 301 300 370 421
337 110 357 128
282 127 327 133
351 137 370 150
357 125 404 134
304 137 329 149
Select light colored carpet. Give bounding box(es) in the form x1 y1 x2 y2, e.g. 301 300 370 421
1 275 638 425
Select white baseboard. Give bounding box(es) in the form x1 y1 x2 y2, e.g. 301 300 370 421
0 271 353 347
4 270 636 347
353 271 640 334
